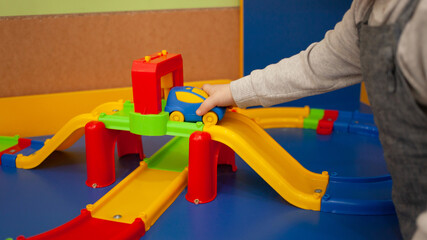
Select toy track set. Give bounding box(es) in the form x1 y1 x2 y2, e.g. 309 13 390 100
1 52 391 240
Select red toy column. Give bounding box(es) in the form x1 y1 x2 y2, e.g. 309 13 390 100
117 131 145 161
85 121 117 188
131 52 183 115
186 131 217 204
217 143 237 172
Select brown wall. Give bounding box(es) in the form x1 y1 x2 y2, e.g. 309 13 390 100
0 8 239 98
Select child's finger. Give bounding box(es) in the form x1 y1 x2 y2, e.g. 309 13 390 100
197 97 216 116
202 84 213 95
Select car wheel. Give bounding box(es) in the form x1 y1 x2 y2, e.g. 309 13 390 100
202 112 218 126
170 111 185 122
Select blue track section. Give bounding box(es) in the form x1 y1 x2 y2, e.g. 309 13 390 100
321 175 394 215
266 127 393 215
1 154 17 168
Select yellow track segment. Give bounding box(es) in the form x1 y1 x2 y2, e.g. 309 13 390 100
203 112 329 211
88 162 188 231
15 101 124 169
184 79 231 88
234 106 310 129
0 88 132 137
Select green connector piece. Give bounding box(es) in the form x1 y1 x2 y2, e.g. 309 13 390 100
99 100 133 131
129 111 169 136
145 136 189 172
99 113 131 131
309 108 325 119
99 100 203 137
303 108 325 129
0 135 19 152
166 121 204 137
303 118 320 129
119 100 134 116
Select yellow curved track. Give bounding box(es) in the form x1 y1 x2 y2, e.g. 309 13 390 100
203 111 329 211
16 101 124 169
233 106 310 129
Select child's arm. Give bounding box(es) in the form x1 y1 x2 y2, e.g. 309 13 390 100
198 1 370 115
231 1 366 109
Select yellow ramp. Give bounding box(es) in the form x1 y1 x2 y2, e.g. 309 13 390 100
16 101 124 169
204 112 329 211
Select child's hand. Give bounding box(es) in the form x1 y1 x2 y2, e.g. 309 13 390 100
196 84 236 116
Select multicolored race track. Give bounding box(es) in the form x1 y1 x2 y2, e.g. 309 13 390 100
0 101 393 239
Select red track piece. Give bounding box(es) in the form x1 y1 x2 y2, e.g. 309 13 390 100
323 110 339 121
317 110 339 135
317 120 334 135
17 209 145 240
0 138 32 160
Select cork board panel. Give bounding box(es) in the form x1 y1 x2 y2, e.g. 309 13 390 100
0 0 239 17
0 8 239 98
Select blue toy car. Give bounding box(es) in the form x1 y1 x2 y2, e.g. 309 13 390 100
165 86 226 125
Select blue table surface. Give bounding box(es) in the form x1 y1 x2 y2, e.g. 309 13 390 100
0 127 402 240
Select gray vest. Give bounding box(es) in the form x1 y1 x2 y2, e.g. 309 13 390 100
358 0 427 239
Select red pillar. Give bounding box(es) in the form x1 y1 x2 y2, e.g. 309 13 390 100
216 143 237 172
85 121 117 188
117 131 145 160
186 131 217 204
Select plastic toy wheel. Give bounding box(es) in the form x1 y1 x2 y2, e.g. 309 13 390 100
170 111 184 122
202 112 218 126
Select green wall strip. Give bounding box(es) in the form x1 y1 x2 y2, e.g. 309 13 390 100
0 0 239 17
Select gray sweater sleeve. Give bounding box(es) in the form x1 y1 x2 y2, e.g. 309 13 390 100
230 1 364 108
397 0 427 107
231 0 427 109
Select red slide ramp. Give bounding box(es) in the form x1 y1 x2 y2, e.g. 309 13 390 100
17 209 145 240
